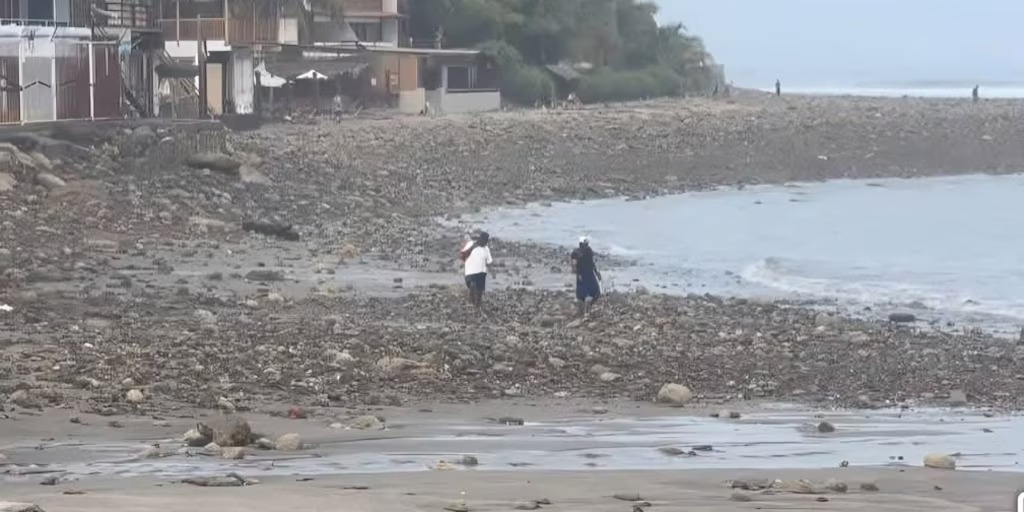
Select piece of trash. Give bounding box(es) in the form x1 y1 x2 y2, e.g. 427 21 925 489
0 304 12 312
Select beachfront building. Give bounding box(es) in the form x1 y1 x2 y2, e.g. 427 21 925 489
0 0 162 123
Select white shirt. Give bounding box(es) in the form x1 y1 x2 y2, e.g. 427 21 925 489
464 246 493 275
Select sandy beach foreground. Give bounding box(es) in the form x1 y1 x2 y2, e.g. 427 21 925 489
4 467 1020 512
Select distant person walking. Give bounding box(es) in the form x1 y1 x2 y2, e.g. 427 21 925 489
570 236 602 317
775 79 782 97
972 85 980 103
462 231 493 313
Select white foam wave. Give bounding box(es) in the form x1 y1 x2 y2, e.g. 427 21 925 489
742 258 1024 321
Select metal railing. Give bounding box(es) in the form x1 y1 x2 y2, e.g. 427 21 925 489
159 18 226 41
0 18 70 27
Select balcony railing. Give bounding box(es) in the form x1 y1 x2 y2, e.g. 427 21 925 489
159 17 279 44
159 18 226 41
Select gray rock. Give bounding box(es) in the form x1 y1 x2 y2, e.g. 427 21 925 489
513 501 540 510
35 172 66 190
254 437 275 450
221 447 247 460
349 415 384 430
199 416 252 447
0 503 47 512
0 172 15 192
923 453 956 470
947 389 968 406
443 500 470 512
817 421 836 433
599 371 621 382
183 427 212 447
656 383 693 405
275 433 302 451
860 482 879 492
125 389 145 404
729 491 753 502
824 478 847 493
186 153 242 175
888 313 917 323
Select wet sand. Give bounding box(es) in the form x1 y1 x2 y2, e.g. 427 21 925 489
3 467 1019 512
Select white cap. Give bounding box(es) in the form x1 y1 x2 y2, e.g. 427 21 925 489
579 235 590 245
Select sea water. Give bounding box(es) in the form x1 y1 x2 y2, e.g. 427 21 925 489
471 174 1024 333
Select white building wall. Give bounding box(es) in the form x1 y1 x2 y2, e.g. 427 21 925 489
438 91 501 114
229 48 255 114
398 88 425 114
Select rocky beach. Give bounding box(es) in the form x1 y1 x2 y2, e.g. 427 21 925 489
2 92 1024 510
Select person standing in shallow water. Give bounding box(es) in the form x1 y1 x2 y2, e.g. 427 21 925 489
775 79 782 97
972 85 980 103
571 236 602 317
462 231 493 313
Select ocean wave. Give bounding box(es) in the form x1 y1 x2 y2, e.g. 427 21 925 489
741 258 1024 320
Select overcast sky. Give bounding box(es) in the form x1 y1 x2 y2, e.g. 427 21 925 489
656 0 1024 87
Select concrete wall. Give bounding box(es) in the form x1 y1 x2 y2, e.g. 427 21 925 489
398 88 425 114
438 90 500 114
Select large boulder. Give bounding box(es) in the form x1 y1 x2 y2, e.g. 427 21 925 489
0 173 15 192
275 433 303 450
186 152 242 175
35 172 66 190
198 416 252 447
923 453 956 470
656 383 693 406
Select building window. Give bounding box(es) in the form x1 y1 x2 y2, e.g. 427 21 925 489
446 65 476 90
350 22 382 43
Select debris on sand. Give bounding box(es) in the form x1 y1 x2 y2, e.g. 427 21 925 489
181 472 258 487
241 220 300 241
923 453 956 470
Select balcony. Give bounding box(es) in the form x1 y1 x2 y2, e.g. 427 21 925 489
159 17 279 45
343 0 400 17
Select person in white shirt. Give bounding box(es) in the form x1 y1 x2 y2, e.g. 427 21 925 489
463 231 493 311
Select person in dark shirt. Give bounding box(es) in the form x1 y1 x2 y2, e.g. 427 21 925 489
570 236 602 317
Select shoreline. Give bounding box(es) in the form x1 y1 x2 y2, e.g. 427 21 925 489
3 94 1024 417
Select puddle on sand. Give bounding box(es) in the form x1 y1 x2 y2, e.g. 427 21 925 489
3 407 1021 481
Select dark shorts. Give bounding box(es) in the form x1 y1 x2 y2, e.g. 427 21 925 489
576 271 601 301
466 272 487 292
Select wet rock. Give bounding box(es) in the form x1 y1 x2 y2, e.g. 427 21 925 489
254 438 275 450
599 371 621 382
817 421 836 433
497 416 525 426
656 383 693 406
860 482 880 492
7 390 42 410
221 447 247 460
0 503 47 512
186 153 242 175
125 389 145 404
513 501 540 510
242 220 299 241
888 313 916 323
138 446 162 459
181 473 255 487
199 416 252 447
245 270 284 282
275 433 303 451
349 415 384 430
457 455 479 466
731 479 771 491
824 479 847 493
612 493 642 502
923 453 956 470
444 500 470 512
947 389 968 406
217 397 236 412
729 492 753 502
35 172 66 190
203 442 222 454
287 406 307 420
713 409 741 419
0 172 15 192
183 427 212 447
